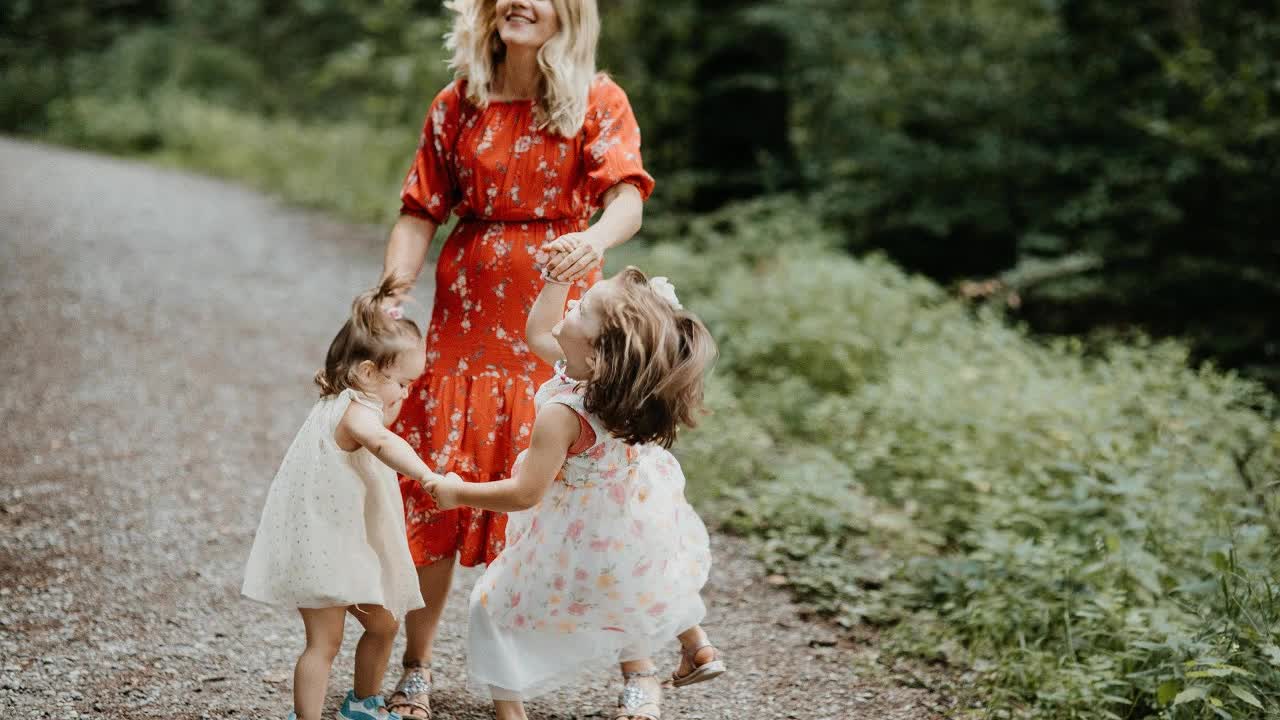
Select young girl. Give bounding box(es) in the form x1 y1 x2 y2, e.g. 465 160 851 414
425 265 726 720
242 277 454 720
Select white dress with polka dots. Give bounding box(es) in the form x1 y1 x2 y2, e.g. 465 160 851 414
242 389 425 619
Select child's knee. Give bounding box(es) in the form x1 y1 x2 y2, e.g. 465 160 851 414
354 605 400 636
369 616 400 637
305 636 343 661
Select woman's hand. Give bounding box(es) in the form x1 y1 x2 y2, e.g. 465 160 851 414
422 471 465 511
542 231 605 283
379 286 411 313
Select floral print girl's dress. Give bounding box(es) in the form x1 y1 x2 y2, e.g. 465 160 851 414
466 363 712 700
394 75 655 567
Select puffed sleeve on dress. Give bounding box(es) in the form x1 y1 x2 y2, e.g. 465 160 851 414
400 81 466 224
581 76 655 207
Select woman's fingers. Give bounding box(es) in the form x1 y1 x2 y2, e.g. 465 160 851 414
380 288 413 311
565 258 596 281
550 245 589 277
555 248 600 281
548 246 580 275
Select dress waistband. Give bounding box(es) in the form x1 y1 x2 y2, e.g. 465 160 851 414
457 216 587 227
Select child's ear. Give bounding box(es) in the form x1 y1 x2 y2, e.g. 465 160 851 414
355 359 378 384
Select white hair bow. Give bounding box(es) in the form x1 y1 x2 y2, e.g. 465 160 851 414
648 276 682 310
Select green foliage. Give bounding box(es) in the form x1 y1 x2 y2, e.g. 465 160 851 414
6 5 1280 717
764 0 1280 379
45 91 413 222
615 199 1280 719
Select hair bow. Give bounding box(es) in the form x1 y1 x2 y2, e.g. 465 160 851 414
648 276 682 310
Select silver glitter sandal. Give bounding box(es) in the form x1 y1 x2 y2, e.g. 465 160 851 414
387 662 432 720
613 669 661 720
670 642 726 687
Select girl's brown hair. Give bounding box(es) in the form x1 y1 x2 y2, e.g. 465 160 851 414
583 267 717 448
314 276 422 397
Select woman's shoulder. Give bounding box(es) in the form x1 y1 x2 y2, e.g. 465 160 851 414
428 78 472 112
588 72 631 106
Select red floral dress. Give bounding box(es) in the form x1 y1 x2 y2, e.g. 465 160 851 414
394 75 654 567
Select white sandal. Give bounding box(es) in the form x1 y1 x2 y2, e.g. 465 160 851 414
613 669 662 720
387 662 432 720
670 642 726 688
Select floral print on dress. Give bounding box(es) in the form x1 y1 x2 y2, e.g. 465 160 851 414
393 76 654 568
471 365 711 638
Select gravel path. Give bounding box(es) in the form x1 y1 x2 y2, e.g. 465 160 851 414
0 137 950 719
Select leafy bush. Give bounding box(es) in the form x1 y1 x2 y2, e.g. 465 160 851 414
767 0 1280 381
615 199 1280 718
8 5 1279 712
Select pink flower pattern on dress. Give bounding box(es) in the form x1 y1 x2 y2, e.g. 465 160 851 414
471 365 712 636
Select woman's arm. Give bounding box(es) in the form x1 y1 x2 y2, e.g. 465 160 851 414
545 182 643 282
339 402 438 482
591 182 644 252
428 404 578 512
381 214 439 297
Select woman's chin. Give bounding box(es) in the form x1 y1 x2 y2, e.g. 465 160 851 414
499 31 550 51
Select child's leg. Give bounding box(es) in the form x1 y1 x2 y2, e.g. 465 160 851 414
348 604 400 700
616 657 662 720
492 698 528 720
676 624 719 670
296 607 348 720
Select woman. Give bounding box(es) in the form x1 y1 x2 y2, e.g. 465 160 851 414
379 0 662 717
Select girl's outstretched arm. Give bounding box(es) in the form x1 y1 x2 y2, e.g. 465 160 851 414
525 280 571 366
427 404 578 512
339 402 439 482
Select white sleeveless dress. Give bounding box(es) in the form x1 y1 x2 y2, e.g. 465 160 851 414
242 389 425 619
467 364 712 700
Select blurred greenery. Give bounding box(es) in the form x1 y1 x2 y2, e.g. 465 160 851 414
4 0 1275 382
5 1 1280 717
614 204 1280 717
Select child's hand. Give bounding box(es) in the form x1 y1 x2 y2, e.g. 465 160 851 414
541 231 603 283
422 471 465 511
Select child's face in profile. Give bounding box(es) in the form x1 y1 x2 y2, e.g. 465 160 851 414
553 276 614 364
368 345 426 422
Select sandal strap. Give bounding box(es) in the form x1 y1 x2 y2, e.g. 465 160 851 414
616 702 665 712
617 672 660 716
387 699 431 720
681 642 715 660
395 669 432 696
389 666 433 719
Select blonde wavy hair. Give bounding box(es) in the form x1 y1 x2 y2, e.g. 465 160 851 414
445 0 600 137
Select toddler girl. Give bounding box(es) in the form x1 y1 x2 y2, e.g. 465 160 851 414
426 266 725 720
243 277 451 720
